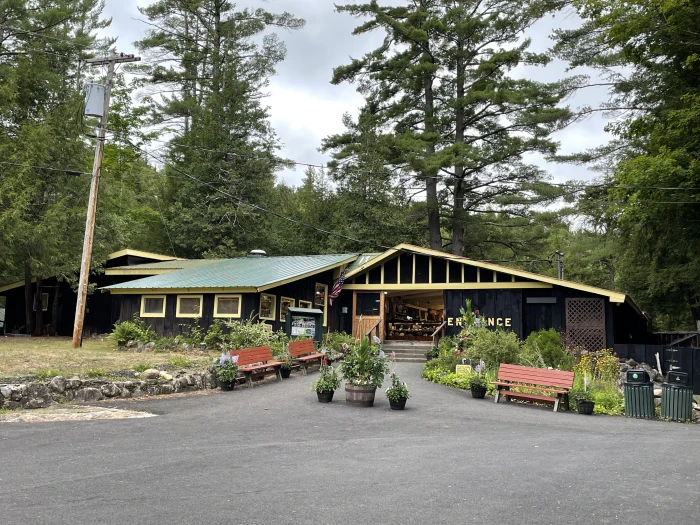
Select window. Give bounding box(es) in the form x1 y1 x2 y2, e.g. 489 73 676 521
176 295 203 318
259 294 276 321
298 300 312 309
280 297 295 322
214 294 241 318
33 292 49 312
356 293 381 316
141 295 166 317
315 283 328 327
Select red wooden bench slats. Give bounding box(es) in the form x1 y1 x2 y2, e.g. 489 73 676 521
288 339 325 375
230 346 282 387
491 363 574 412
496 364 574 389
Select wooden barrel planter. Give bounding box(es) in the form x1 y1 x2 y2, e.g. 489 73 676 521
345 384 377 407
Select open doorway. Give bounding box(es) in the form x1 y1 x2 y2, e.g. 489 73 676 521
385 291 444 341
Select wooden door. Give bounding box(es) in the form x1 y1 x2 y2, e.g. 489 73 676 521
352 291 384 341
565 298 605 352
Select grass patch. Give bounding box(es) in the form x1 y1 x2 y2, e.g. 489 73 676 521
169 356 192 368
132 362 153 373
0 336 212 378
35 369 61 379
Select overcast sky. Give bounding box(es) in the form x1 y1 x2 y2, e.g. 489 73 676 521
102 0 612 187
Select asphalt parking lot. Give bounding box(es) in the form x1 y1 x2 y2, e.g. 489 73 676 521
1 363 698 524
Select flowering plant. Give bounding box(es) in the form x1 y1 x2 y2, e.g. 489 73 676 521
385 373 410 402
212 352 239 383
467 360 488 388
338 337 389 387
312 364 341 393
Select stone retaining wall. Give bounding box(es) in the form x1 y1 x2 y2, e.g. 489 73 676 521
0 368 219 410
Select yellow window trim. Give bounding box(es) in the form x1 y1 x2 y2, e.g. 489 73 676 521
315 283 328 327
213 294 242 318
280 296 295 322
259 293 276 321
140 295 166 318
176 294 203 318
299 300 312 309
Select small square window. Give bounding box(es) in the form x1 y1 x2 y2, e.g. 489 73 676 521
33 292 49 312
280 297 295 322
141 295 166 317
177 295 203 318
214 295 241 318
298 300 312 309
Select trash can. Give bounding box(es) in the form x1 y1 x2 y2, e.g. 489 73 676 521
623 370 655 419
661 372 694 421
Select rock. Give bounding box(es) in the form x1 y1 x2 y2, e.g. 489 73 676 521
100 383 122 398
654 388 662 398
181 343 190 351
654 398 661 407
172 338 180 346
185 374 195 386
132 386 142 398
626 359 637 366
117 346 127 352
26 398 46 409
66 378 82 390
137 341 145 352
141 369 161 380
159 384 174 395
0 385 12 398
49 376 67 393
122 381 134 391
120 388 132 399
174 377 189 392
693 395 700 405
73 388 104 403
199 343 207 351
10 386 24 401
126 340 136 348
158 371 173 381
145 342 156 351
619 363 630 373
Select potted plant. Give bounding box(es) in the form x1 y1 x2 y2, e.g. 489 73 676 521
338 338 389 407
574 389 595 415
385 373 410 410
468 361 488 399
312 365 341 403
212 351 239 391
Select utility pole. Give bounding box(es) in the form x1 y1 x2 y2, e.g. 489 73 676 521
555 251 565 280
72 51 140 348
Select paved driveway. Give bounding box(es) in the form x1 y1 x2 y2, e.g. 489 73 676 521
0 363 698 524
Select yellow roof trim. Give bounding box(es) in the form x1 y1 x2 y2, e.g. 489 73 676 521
346 243 629 303
105 287 258 295
256 255 360 292
0 279 32 293
104 269 178 276
107 249 186 262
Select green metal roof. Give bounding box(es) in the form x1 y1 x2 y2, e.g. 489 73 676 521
109 259 225 271
103 254 358 291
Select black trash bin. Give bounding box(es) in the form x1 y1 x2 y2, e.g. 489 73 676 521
623 370 655 419
661 372 693 422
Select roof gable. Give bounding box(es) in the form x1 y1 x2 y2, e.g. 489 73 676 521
345 243 630 304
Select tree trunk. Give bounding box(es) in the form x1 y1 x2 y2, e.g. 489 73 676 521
34 277 43 336
423 53 441 251
24 262 33 335
50 286 60 336
452 38 466 255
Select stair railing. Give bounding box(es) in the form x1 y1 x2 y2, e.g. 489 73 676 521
431 321 447 349
366 317 382 342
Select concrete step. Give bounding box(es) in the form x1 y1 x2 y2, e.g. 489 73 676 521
389 354 427 360
392 357 427 363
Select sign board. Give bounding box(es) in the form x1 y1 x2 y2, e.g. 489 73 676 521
455 365 472 375
285 307 323 344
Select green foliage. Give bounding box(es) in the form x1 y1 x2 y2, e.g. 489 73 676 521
132 362 153 373
592 385 624 416
321 331 355 352
467 373 488 389
212 352 239 384
312 365 341 393
338 338 389 388
169 356 192 368
521 329 574 370
35 369 60 380
203 320 227 349
109 316 157 347
84 368 107 378
385 373 410 402
464 329 521 370
224 319 286 350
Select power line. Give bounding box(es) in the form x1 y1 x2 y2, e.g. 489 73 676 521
0 161 89 175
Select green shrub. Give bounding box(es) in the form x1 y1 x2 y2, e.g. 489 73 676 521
425 346 439 360
109 316 157 347
592 382 624 415
225 318 286 349
203 319 227 349
322 331 355 352
35 369 60 379
132 362 153 373
521 329 573 370
169 356 192 368
84 368 107 378
464 328 521 369
437 335 459 357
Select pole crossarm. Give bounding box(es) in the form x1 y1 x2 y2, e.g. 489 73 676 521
85 53 141 66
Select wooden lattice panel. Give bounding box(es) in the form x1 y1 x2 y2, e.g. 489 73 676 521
565 298 605 352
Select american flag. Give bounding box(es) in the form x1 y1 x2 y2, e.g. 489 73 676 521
328 270 346 306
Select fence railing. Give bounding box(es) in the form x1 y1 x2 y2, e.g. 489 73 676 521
365 318 382 342
431 321 447 349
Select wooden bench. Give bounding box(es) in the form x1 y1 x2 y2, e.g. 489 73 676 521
491 364 574 412
288 339 325 375
230 346 283 388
